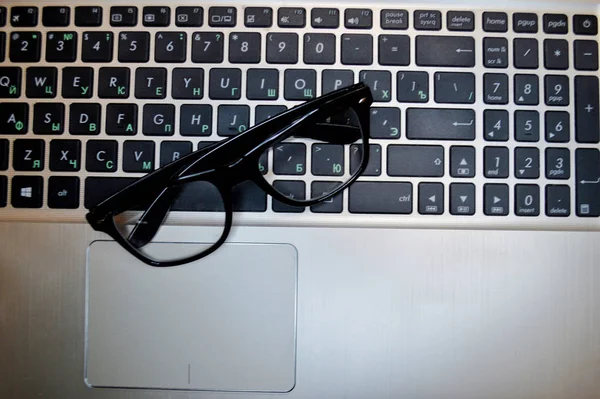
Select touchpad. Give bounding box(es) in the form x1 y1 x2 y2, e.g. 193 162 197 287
85 241 297 392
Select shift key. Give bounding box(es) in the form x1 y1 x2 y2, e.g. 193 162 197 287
349 182 413 214
576 148 600 217
388 145 444 177
407 108 475 140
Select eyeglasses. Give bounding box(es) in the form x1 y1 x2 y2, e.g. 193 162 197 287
86 83 373 267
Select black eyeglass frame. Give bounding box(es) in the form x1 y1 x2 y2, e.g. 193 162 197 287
86 83 373 267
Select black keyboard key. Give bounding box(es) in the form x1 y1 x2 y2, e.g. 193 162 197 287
118 32 150 63
69 103 101 135
142 6 170 27
26 67 57 99
43 6 70 27
0 176 6 208
544 39 569 70
312 144 344 176
217 105 249 136
255 105 287 124
434 72 475 104
106 103 138 135
244 7 271 27
0 67 22 98
176 6 203 27
247 69 279 100
0 103 28 134
135 68 166 99
84 177 138 209
450 146 475 178
13 139 45 171
370 107 400 139
360 71 391 102
98 67 130 99
10 32 42 62
484 146 509 178
483 37 509 68
86 140 118 172
0 32 4 63
515 147 540 179
273 143 306 175
75 6 102 26
388 145 444 177
574 15 598 35
544 75 569 106
484 184 509 216
180 104 212 136
397 71 429 102
284 69 316 100
416 36 475 67
278 7 305 28
312 8 339 29
160 141 193 167
110 6 137 27
322 70 354 95
33 103 64 134
192 32 224 63
11 176 43 208
576 148 600 217
272 181 305 213
450 183 475 215
515 110 540 142
514 38 539 69
418 183 444 215
381 9 408 30
575 76 599 143
62 67 93 98
208 6 236 27
143 104 175 136
304 33 335 65
447 11 475 31
575 40 599 71
11 7 38 27
229 32 261 64
46 32 77 62
378 35 410 66
349 182 412 214
545 111 570 142
483 12 508 32
50 140 81 171
155 32 186 63
231 181 267 212
209 68 241 100
514 74 539 105
546 148 570 180
513 13 538 33
483 73 508 104
414 10 441 31
0 139 7 170
484 110 509 141
266 33 298 64
0 7 6 27
172 68 204 99
310 182 343 214
48 176 80 209
544 14 568 34
406 108 475 140
82 32 114 62
546 185 570 217
515 185 540 216
345 9 372 29
341 34 373 65
350 144 382 176
122 141 155 173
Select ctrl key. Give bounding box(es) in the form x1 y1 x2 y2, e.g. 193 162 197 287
11 175 43 208
349 182 412 214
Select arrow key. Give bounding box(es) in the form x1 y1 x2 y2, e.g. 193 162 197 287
450 146 475 177
545 111 570 142
515 147 540 179
419 183 444 215
450 183 475 215
484 110 509 141
484 183 509 216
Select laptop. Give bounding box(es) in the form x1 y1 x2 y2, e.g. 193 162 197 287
1 0 599 397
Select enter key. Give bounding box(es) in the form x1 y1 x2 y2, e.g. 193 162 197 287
576 148 600 216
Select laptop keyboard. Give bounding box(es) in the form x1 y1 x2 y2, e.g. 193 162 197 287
0 2 599 226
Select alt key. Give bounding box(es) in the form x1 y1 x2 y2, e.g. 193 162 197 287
48 176 80 209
